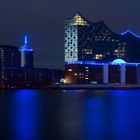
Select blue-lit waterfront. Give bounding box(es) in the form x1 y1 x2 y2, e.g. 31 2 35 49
1 90 140 140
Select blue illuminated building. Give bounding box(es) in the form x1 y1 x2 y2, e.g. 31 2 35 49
65 13 127 62
64 13 140 85
19 36 34 68
65 59 140 84
65 13 140 63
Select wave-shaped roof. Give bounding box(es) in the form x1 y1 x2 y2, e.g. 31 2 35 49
121 30 140 39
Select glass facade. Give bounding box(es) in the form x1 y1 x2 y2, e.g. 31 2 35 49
65 13 127 62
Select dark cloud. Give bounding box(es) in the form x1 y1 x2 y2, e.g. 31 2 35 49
0 0 139 69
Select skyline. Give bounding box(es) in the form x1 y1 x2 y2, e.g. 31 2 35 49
0 0 140 69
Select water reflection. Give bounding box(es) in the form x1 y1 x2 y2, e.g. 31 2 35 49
1 90 140 140
83 90 140 140
12 90 39 140
0 90 42 140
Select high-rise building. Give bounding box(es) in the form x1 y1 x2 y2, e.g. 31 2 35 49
64 13 140 85
19 36 34 68
0 45 21 87
65 59 140 84
0 45 20 68
0 36 65 88
65 13 127 62
65 13 140 63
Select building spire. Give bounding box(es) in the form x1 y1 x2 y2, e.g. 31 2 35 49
24 35 28 44
19 35 33 52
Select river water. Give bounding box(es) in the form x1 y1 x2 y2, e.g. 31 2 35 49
0 89 140 140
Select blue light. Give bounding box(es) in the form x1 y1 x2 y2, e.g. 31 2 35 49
112 59 126 65
19 35 33 52
66 61 140 66
19 48 33 52
121 30 140 39
24 35 28 44
12 90 39 140
66 61 110 65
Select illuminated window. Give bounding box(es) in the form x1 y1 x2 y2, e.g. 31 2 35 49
70 13 88 26
95 54 103 59
85 78 89 80
114 46 126 57
74 73 78 76
83 49 93 54
68 69 72 72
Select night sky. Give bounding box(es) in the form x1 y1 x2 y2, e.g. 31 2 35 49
0 0 140 69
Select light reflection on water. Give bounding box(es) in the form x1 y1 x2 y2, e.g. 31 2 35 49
12 90 39 140
0 89 140 140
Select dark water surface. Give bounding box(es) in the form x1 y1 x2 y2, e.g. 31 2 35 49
0 89 140 140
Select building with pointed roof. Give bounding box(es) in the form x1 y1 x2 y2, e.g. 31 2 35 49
65 13 140 63
65 13 127 62
64 13 140 85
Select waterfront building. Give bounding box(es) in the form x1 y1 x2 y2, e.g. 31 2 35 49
65 13 140 63
0 35 65 88
65 59 140 84
0 45 21 87
0 67 64 88
64 13 140 85
65 13 127 62
0 45 20 68
0 67 33 88
33 68 64 87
